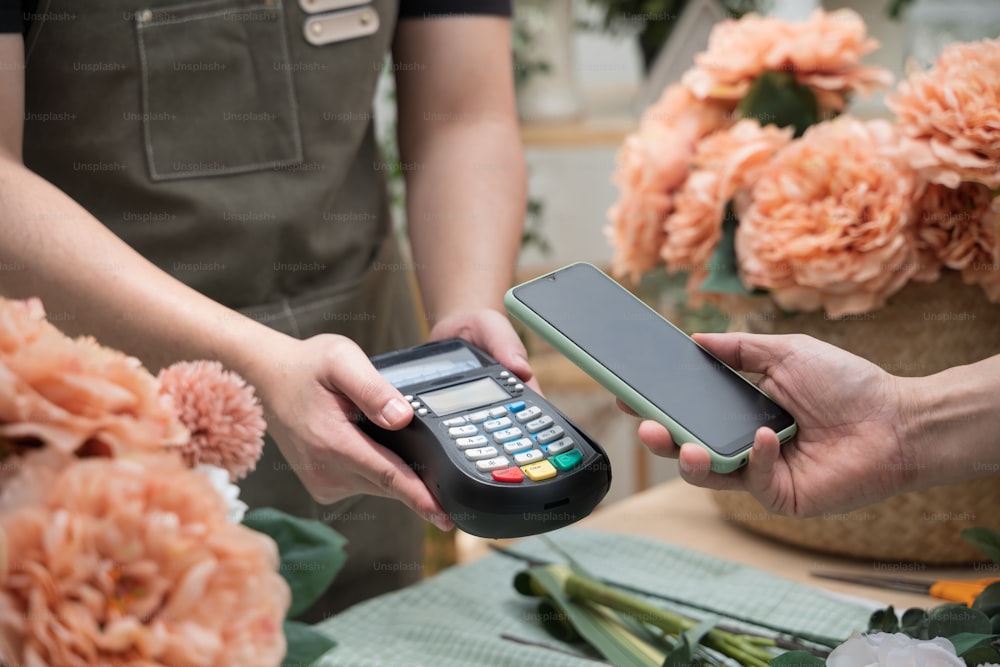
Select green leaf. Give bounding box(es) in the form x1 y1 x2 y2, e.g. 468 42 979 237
282 620 337 667
517 566 668 667
662 618 716 666
927 604 992 638
538 599 583 643
947 632 998 655
769 651 826 666
869 607 900 633
900 607 928 634
699 207 753 296
972 582 1000 616
961 527 1000 565
660 640 692 667
243 507 348 618
961 645 1000 667
737 71 820 137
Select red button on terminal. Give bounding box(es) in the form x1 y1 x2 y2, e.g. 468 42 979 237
491 466 524 483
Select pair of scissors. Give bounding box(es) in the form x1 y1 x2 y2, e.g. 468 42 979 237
811 571 999 606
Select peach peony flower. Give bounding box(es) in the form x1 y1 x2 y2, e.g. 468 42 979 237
682 9 892 111
158 360 266 481
0 297 188 459
915 182 1000 300
736 117 920 318
659 120 794 297
0 454 289 667
607 85 731 280
888 38 1000 189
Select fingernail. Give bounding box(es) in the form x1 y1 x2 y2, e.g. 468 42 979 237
430 513 453 532
380 398 409 425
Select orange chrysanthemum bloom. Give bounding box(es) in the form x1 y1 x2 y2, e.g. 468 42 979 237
661 120 794 297
915 182 1000 300
0 454 289 667
736 118 920 318
158 360 266 481
0 297 187 458
606 85 731 280
888 38 1000 189
682 9 892 111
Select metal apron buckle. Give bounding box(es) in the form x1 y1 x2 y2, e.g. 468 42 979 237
301 3 379 46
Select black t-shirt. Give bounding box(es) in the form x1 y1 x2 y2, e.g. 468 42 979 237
0 0 512 33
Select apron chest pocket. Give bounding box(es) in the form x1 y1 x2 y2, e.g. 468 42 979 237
135 0 303 181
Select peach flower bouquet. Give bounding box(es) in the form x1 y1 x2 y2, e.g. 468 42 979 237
0 297 341 667
608 9 1000 319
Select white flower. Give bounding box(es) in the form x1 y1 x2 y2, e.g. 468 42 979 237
196 463 249 523
827 632 965 667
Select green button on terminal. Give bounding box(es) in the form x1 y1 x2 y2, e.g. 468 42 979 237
550 448 583 471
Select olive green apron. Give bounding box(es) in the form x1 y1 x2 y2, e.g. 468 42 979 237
22 0 425 619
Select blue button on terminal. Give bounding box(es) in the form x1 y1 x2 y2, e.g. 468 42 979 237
506 401 526 412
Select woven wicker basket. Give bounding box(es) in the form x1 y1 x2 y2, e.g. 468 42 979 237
713 271 1000 564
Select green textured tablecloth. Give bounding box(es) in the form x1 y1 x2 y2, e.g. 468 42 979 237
315 528 872 666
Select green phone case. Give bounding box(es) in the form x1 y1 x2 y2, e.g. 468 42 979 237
504 262 797 474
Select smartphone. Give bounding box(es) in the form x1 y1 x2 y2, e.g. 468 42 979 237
504 262 797 473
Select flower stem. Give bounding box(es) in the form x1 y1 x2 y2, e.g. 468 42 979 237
564 572 776 667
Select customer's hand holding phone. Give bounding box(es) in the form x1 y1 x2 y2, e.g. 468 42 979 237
637 332 915 518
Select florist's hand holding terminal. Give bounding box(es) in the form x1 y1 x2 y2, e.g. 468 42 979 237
0 0 531 615
635 332 1000 520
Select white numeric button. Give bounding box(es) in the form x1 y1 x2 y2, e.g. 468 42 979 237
488 407 507 419
536 426 565 444
513 449 543 465
491 427 523 443
448 425 478 438
467 410 491 423
464 446 499 461
483 417 513 432
525 416 554 433
515 406 542 422
442 416 467 427
502 438 534 454
455 435 489 449
476 456 510 472
545 437 575 455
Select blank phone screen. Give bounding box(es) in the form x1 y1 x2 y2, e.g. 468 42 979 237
512 264 794 455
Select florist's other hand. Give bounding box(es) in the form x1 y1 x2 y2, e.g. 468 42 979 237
251 331 453 532
633 332 1000 517
428 307 541 394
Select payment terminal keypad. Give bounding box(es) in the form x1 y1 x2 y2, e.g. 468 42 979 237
365 338 611 538
438 400 586 484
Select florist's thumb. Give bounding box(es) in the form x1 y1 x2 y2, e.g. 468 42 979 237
317 337 413 430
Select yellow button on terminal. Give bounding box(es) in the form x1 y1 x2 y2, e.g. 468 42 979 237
521 460 557 481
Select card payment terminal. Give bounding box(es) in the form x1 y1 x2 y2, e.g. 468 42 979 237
360 339 611 538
